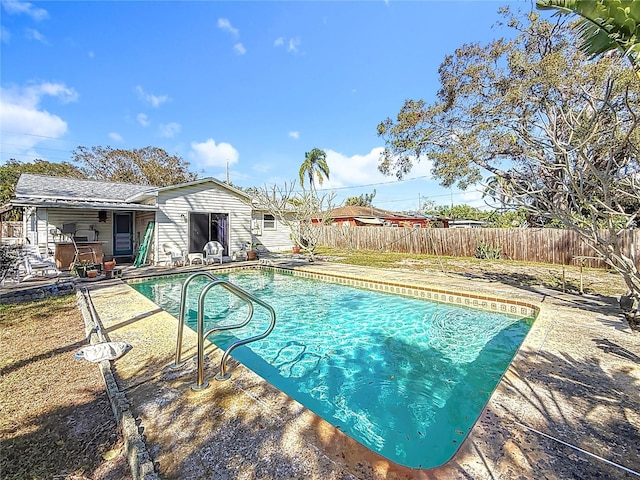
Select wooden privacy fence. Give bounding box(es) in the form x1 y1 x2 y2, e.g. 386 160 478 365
316 226 640 268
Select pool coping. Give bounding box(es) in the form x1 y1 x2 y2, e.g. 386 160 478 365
82 261 640 479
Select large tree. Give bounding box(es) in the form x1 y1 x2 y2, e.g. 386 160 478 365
299 148 330 193
377 9 640 303
72 146 197 186
345 189 376 207
537 0 640 73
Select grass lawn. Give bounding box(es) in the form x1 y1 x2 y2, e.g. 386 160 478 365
314 247 629 298
0 294 131 480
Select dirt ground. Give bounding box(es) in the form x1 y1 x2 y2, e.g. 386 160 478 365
0 294 131 480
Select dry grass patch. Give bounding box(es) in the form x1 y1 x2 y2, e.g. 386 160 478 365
314 247 628 297
0 294 130 480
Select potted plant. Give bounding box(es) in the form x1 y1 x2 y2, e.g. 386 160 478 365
245 241 264 261
71 259 94 278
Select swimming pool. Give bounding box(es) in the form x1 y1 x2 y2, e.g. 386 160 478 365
131 269 534 469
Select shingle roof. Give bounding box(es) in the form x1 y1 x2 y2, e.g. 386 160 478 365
15 174 154 202
328 205 423 219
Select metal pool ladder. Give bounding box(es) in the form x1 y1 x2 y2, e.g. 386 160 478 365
171 272 276 391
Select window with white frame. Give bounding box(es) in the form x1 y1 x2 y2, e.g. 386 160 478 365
263 213 276 230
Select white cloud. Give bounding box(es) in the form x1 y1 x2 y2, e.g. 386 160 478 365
1 25 10 43
135 85 169 108
322 147 434 190
25 28 46 43
158 122 181 138
0 82 76 158
288 131 299 140
274 36 301 54
217 18 238 37
288 38 301 53
109 132 123 142
460 189 487 209
189 138 239 168
2 1 48 21
233 43 246 55
137 113 150 127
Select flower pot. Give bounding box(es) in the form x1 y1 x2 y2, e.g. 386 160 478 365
87 270 98 278
103 260 116 271
292 245 301 254
247 250 257 261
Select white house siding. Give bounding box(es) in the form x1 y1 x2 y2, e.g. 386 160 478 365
251 211 293 252
155 183 252 265
33 208 115 257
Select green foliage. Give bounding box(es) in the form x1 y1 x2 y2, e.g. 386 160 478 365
299 148 329 192
345 189 376 207
537 0 640 71
474 242 502 260
72 146 198 186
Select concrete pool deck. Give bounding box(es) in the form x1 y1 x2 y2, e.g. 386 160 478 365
79 260 639 479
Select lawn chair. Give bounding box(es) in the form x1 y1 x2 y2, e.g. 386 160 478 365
203 241 224 265
19 244 60 282
70 236 98 266
163 243 185 267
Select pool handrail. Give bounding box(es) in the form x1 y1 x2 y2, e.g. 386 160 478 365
170 271 276 391
171 271 218 369
194 278 276 390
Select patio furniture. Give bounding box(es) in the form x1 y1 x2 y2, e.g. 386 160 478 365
187 253 204 265
19 244 60 282
203 241 224 265
163 244 185 267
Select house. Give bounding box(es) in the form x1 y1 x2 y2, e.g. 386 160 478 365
448 219 486 229
3 174 294 268
319 206 449 228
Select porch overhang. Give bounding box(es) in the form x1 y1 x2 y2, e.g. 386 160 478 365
9 198 157 211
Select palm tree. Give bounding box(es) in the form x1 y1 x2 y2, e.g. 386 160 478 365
537 0 640 73
298 148 330 193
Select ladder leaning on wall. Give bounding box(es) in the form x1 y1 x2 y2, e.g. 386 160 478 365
134 221 155 268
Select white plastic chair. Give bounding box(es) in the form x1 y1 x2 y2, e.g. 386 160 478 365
203 241 224 265
162 243 185 267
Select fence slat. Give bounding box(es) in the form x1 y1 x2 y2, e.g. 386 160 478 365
316 226 640 269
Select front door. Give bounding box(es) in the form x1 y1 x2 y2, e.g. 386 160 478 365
113 212 133 257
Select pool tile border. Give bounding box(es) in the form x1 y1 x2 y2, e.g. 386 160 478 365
271 266 539 319
125 264 539 319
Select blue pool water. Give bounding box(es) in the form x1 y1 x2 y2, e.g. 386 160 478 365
131 270 534 469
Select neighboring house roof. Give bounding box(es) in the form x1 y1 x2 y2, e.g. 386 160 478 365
327 206 429 222
9 174 249 210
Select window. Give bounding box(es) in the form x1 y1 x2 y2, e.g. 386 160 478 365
263 214 275 230
413 223 422 228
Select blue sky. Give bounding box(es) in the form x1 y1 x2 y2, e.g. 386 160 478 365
1 0 535 211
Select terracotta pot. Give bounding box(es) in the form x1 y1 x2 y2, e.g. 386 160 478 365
87 270 98 278
247 250 257 261
292 245 301 254
103 260 116 271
